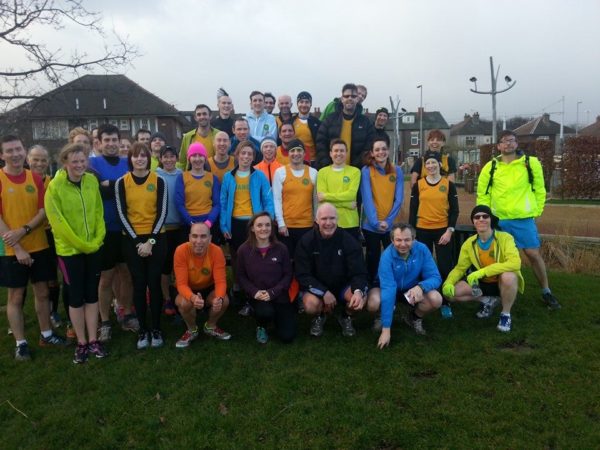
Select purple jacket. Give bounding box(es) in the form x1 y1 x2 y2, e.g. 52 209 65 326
236 241 292 303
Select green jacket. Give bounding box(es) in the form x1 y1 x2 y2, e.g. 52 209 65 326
178 127 219 169
477 153 546 219
443 230 524 293
44 170 106 256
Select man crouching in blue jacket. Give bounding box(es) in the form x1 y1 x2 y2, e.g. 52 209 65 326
368 223 442 349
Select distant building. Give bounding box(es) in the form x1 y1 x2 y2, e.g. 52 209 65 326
514 113 575 153
449 112 493 164
578 116 600 138
0 74 190 153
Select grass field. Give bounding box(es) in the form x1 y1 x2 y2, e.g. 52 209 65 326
1 268 599 449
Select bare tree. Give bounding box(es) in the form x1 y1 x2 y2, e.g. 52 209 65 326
0 0 138 109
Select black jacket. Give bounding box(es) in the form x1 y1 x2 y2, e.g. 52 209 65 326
315 102 375 169
294 227 368 297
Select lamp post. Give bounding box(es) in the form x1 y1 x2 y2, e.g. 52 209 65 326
576 101 582 136
417 85 423 154
469 57 516 143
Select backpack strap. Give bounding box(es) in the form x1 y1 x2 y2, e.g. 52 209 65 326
484 158 497 195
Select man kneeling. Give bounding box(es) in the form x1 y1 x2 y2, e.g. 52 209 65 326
368 223 442 349
174 222 231 347
295 203 368 337
442 205 524 332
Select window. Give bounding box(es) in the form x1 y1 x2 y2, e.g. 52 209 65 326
466 136 476 147
88 119 98 130
32 120 69 140
139 118 151 131
410 131 419 147
402 115 415 124
120 119 130 131
109 119 118 127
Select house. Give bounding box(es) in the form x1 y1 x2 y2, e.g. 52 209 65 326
449 112 493 164
513 113 575 153
1 74 190 153
396 108 449 163
578 116 600 138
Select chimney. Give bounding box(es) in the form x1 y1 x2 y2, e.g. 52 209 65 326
464 113 470 120
542 113 550 124
472 112 480 125
417 106 424 118
596 115 600 123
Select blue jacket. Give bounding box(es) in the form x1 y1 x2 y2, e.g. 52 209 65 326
219 167 274 235
360 164 404 233
378 240 442 328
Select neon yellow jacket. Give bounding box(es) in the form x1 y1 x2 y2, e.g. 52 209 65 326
44 170 106 256
316 165 361 228
443 230 524 293
477 154 546 219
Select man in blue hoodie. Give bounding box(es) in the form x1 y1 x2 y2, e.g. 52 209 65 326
368 223 442 348
246 91 277 142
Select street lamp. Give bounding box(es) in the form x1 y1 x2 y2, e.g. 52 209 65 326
388 95 407 165
417 85 423 154
469 57 516 143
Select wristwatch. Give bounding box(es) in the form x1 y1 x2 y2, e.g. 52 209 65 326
148 238 156 245
447 227 455 233
354 289 364 297
23 225 32 234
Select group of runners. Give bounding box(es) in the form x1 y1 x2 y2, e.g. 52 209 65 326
0 83 561 363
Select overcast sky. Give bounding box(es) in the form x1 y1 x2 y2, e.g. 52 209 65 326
8 0 600 126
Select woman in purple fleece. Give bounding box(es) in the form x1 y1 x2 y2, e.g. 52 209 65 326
236 212 296 344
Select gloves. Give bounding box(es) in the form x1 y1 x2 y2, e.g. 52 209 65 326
466 270 486 286
442 283 455 298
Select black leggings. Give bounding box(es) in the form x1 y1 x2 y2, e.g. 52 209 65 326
363 229 390 286
251 297 297 343
123 234 166 332
279 227 312 259
416 227 454 280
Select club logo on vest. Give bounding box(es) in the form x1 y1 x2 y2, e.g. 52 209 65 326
201 267 211 276
343 176 350 183
389 175 396 182
25 184 35 193
204 180 212 188
147 183 156 192
302 178 310 185
439 185 447 193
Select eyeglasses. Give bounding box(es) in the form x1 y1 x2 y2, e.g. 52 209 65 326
473 214 490 220
342 94 358 99
499 138 517 144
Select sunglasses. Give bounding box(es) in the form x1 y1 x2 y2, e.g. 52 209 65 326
473 214 490 220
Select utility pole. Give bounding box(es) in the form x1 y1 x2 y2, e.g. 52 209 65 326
389 95 407 165
576 100 582 136
469 56 516 143
417 85 423 154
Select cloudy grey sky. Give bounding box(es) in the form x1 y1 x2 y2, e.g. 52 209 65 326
11 0 600 126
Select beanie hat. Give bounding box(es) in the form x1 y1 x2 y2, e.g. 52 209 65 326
470 205 499 229
260 137 277 151
375 107 389 116
187 142 207 160
423 151 442 163
287 139 305 152
297 91 312 103
150 131 167 143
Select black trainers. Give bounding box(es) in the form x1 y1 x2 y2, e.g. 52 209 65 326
15 342 31 361
542 292 561 310
39 332 68 347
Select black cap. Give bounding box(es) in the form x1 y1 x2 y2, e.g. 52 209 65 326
375 107 389 116
159 145 178 158
423 151 442 163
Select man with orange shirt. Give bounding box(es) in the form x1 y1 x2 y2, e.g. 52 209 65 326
173 222 231 347
254 138 282 185
0 135 66 360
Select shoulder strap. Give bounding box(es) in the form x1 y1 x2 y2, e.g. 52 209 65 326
524 154 535 192
484 159 497 195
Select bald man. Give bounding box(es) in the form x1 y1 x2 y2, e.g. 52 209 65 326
173 222 231 347
294 203 368 338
